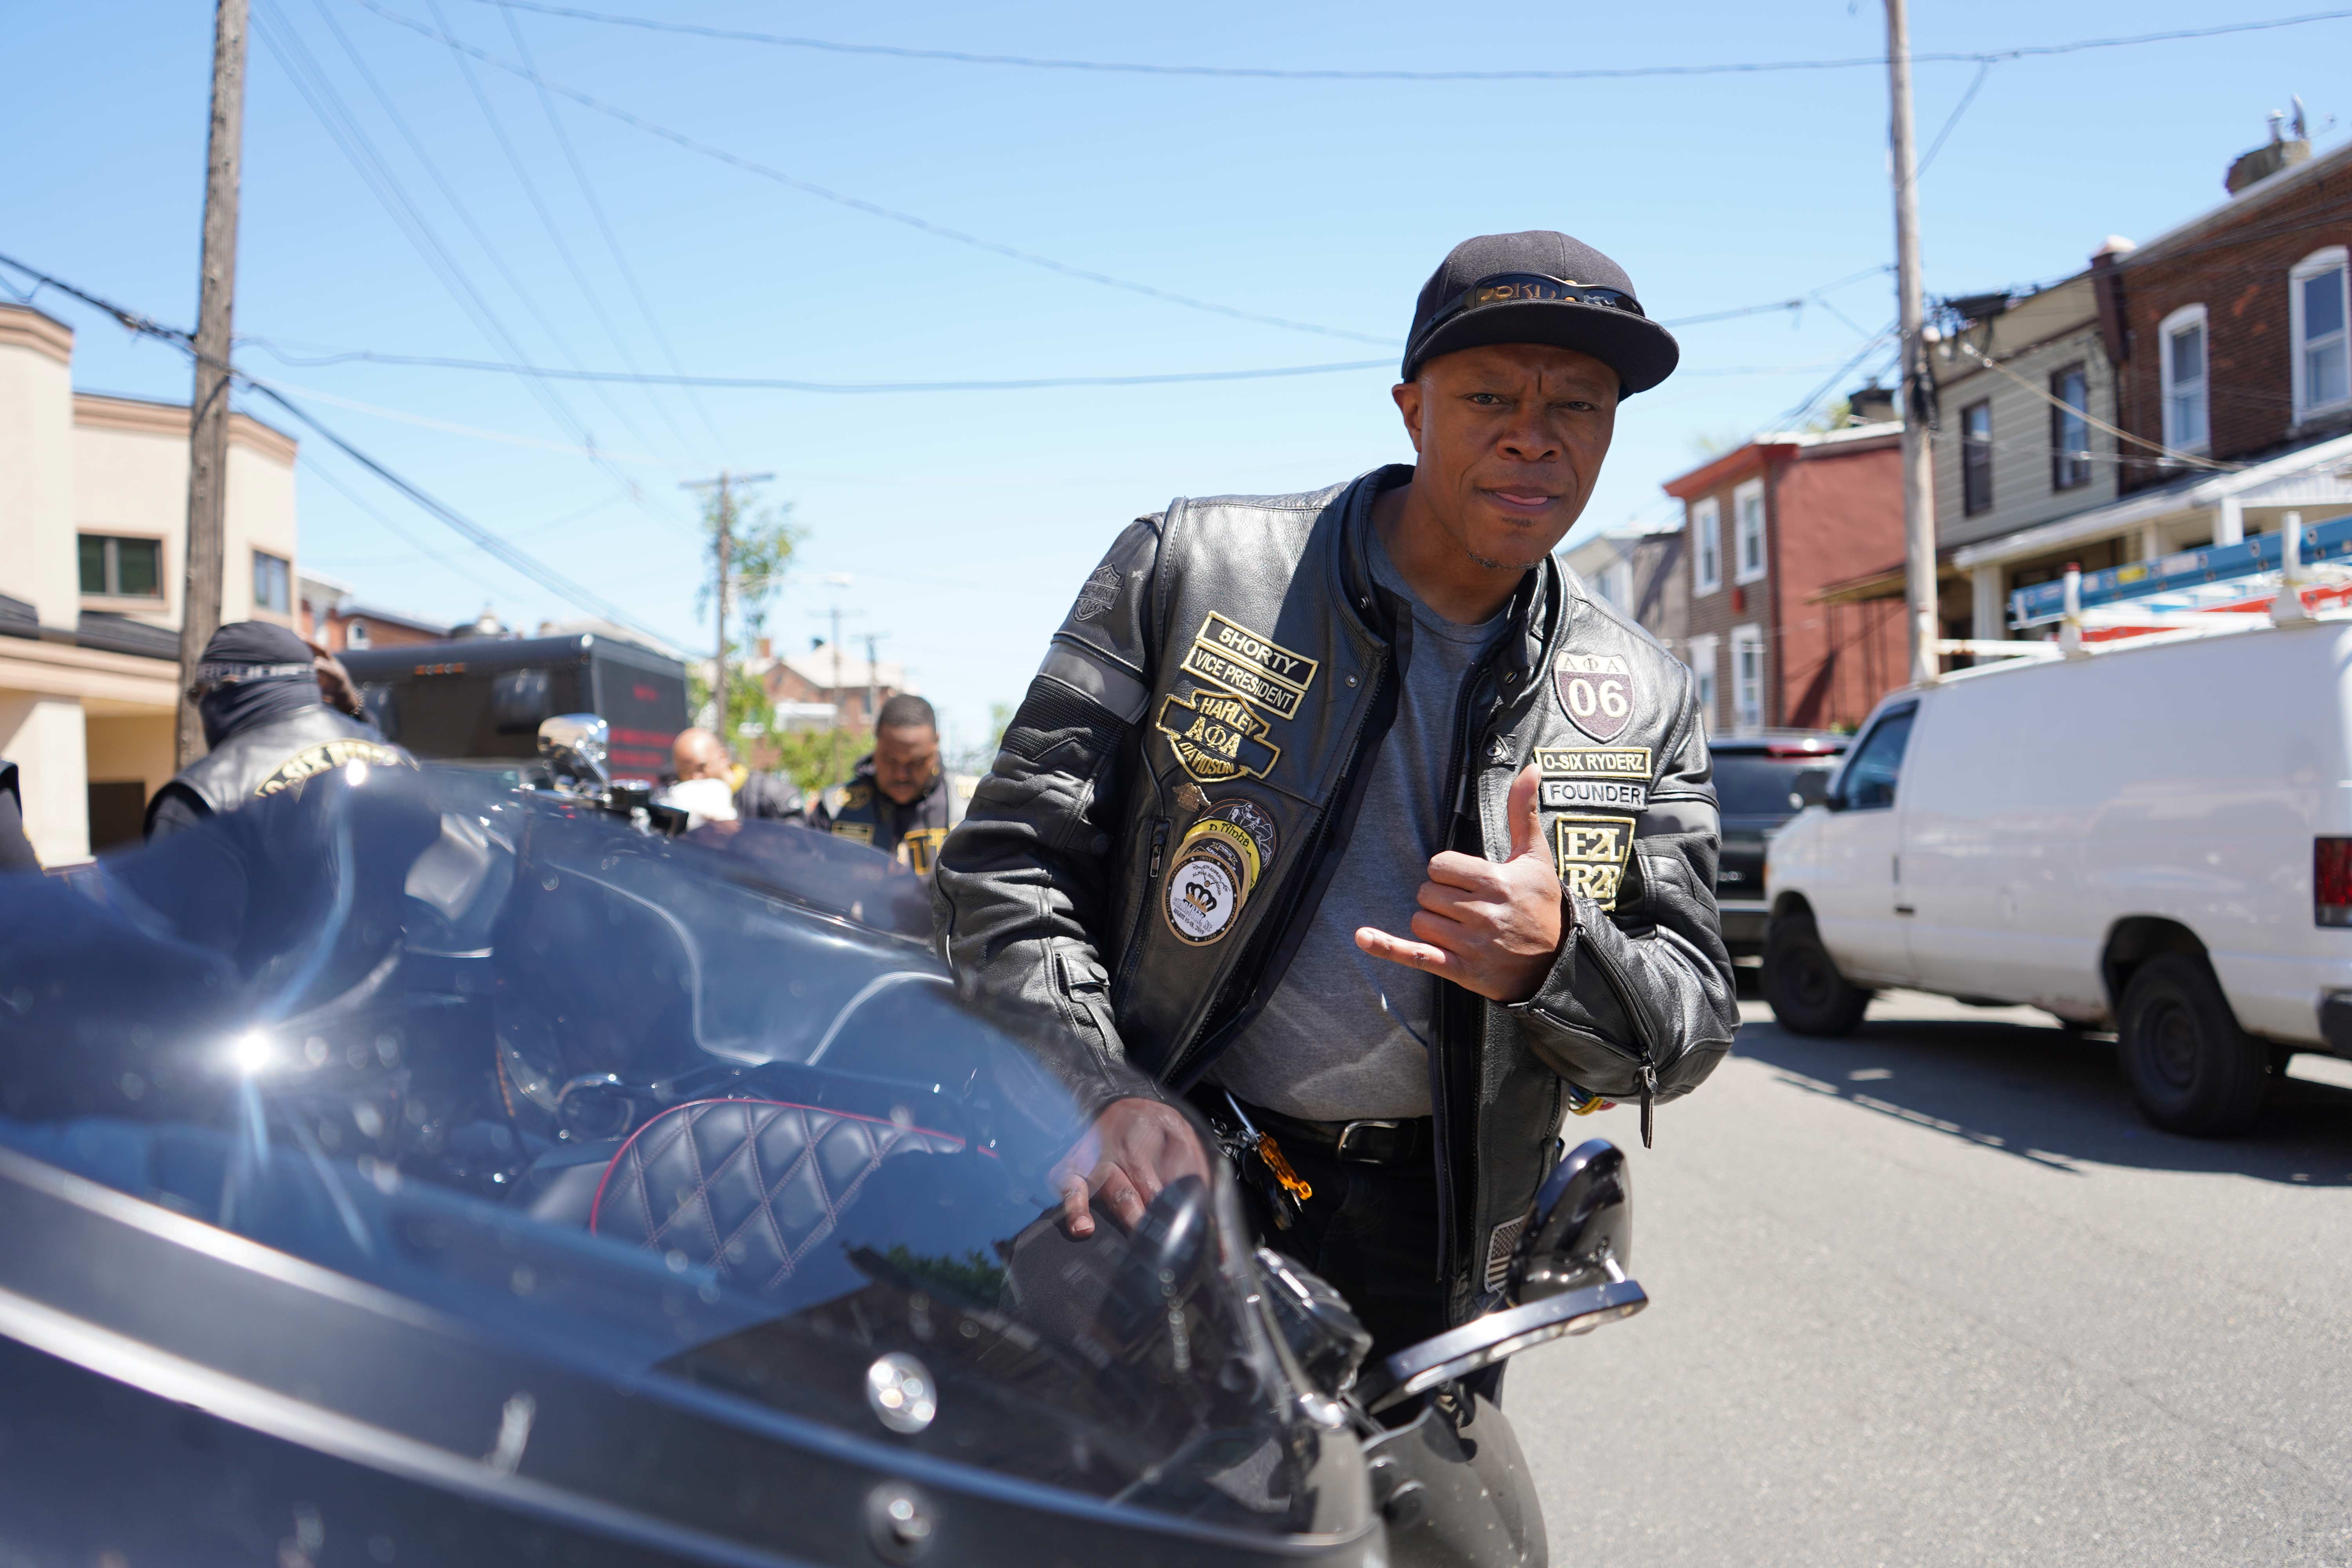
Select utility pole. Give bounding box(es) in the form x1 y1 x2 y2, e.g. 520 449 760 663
682 469 771 737
807 576 860 783
1886 0 1939 687
176 0 249 765
859 630 889 730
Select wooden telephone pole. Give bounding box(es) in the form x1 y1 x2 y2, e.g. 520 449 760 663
1886 0 1940 688
176 0 250 764
683 470 771 737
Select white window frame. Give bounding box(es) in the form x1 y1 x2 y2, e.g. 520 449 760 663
1730 624 1765 731
2159 302 2210 454
1691 497 1722 595
1686 633 1719 729
1599 558 1633 610
1732 478 1767 586
2289 245 2350 425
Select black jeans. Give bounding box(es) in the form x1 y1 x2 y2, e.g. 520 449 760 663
1234 1130 1449 1365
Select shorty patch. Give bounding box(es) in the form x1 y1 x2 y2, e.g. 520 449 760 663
1554 652 1638 744
1534 746 1651 780
253 740 410 798
1155 688 1281 784
1072 563 1122 622
1165 838 1246 945
1178 613 1317 721
1553 815 1634 909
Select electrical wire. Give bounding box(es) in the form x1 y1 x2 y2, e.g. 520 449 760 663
1955 339 2236 470
1917 60 1994 175
470 1 2352 81
351 0 1401 347
498 3 726 449
0 249 688 645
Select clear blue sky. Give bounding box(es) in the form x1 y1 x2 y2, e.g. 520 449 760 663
4 0 2342 754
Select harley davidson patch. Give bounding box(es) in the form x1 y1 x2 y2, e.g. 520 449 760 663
1154 688 1281 784
1072 563 1122 622
1554 652 1637 744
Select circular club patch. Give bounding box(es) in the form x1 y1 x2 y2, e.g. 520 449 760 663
1165 842 1246 945
1201 797 1277 868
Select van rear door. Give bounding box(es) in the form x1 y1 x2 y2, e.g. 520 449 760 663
1811 701 1918 985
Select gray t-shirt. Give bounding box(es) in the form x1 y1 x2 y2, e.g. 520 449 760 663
1210 524 1506 1120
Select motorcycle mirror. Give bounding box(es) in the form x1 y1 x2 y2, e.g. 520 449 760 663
538 713 611 793
1508 1137 1632 1304
1255 1248 1372 1399
1352 1138 1645 1415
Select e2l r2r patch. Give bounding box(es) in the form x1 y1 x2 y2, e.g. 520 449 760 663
1553 815 1633 910
1554 651 1638 744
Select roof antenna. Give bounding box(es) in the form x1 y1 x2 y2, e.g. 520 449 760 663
2292 95 2309 142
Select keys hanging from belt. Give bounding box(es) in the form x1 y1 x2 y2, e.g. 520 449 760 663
1220 1091 1313 1230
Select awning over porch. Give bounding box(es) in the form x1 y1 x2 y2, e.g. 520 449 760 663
1950 430 2352 572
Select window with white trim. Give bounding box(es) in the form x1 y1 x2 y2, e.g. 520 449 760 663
1732 479 1766 585
1598 558 1633 609
1691 497 1721 595
1731 625 1765 730
1686 634 1719 729
2160 303 2209 454
2290 246 2350 423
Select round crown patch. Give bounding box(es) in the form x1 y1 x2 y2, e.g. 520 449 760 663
1165 842 1245 945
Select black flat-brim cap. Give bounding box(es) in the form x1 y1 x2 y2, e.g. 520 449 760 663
1403 230 1679 395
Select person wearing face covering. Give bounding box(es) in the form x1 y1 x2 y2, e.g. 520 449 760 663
143 621 412 840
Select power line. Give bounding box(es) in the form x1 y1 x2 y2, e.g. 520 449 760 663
1918 60 1995 175
497 3 726 450
352 0 1401 347
473 1 2352 81
0 250 686 645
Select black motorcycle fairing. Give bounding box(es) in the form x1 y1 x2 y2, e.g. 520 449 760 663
0 765 1377 1559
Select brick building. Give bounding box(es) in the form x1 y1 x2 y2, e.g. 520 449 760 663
1949 125 2352 623
1661 421 1908 734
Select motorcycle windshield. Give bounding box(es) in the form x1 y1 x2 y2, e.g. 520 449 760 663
0 765 1355 1545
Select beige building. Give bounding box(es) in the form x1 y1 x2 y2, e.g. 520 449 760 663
0 301 301 864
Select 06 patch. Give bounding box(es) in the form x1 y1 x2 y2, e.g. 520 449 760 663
1155 688 1281 784
1554 652 1638 744
1553 815 1634 909
1178 612 1317 720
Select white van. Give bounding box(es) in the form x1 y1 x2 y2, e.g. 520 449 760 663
1762 614 2352 1136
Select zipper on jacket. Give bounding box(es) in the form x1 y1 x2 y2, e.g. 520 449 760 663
1111 818 1171 1004
1578 913 1664 1149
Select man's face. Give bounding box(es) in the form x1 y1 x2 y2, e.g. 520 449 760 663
672 732 728 781
1392 342 1619 571
873 723 941 804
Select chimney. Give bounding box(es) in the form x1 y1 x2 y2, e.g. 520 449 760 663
2089 236 2137 366
1848 382 1897 425
2224 108 2310 195
757 635 772 660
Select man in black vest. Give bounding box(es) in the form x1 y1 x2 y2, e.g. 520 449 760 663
936 232 1737 1357
810 695 975 874
145 622 411 840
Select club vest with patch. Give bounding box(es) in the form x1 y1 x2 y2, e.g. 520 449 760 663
146 706 412 833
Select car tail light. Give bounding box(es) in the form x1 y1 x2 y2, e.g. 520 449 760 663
2318 838 2352 927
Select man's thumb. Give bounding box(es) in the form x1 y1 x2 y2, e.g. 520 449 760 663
1506 763 1545 862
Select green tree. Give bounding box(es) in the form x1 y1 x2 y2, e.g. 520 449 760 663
690 483 802 757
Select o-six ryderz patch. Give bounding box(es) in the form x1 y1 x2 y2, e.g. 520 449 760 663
1553 815 1634 909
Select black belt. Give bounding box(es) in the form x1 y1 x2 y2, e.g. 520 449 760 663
1225 1096 1432 1167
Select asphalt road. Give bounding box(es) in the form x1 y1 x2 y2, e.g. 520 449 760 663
1507 988 2352 1568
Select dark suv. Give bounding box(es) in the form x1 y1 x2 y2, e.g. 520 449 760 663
1709 730 1847 960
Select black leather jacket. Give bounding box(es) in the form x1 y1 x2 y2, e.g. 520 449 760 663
145 706 412 839
934 466 1736 1320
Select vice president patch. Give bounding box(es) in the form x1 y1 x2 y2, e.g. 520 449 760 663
1178 612 1318 721
1554 652 1638 744
1553 815 1634 910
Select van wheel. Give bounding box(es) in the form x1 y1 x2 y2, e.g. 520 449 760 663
1764 915 1870 1037
2117 955 2268 1136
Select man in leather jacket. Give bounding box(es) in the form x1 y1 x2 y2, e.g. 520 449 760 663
146 622 412 839
811 695 976 874
935 232 1737 1351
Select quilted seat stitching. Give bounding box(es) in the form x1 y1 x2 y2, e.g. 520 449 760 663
717 1105 825 1277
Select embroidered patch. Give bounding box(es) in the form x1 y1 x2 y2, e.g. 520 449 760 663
1072 563 1122 622
1553 815 1634 909
898 825 950 874
1165 838 1247 945
1154 688 1281 784
1534 746 1651 780
831 822 874 846
1554 652 1638 744
1540 777 1650 812
1201 797 1278 869
253 740 411 798
1177 612 1318 722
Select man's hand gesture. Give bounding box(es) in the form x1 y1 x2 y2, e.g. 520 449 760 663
1355 763 1566 1004
1053 1097 1209 1238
